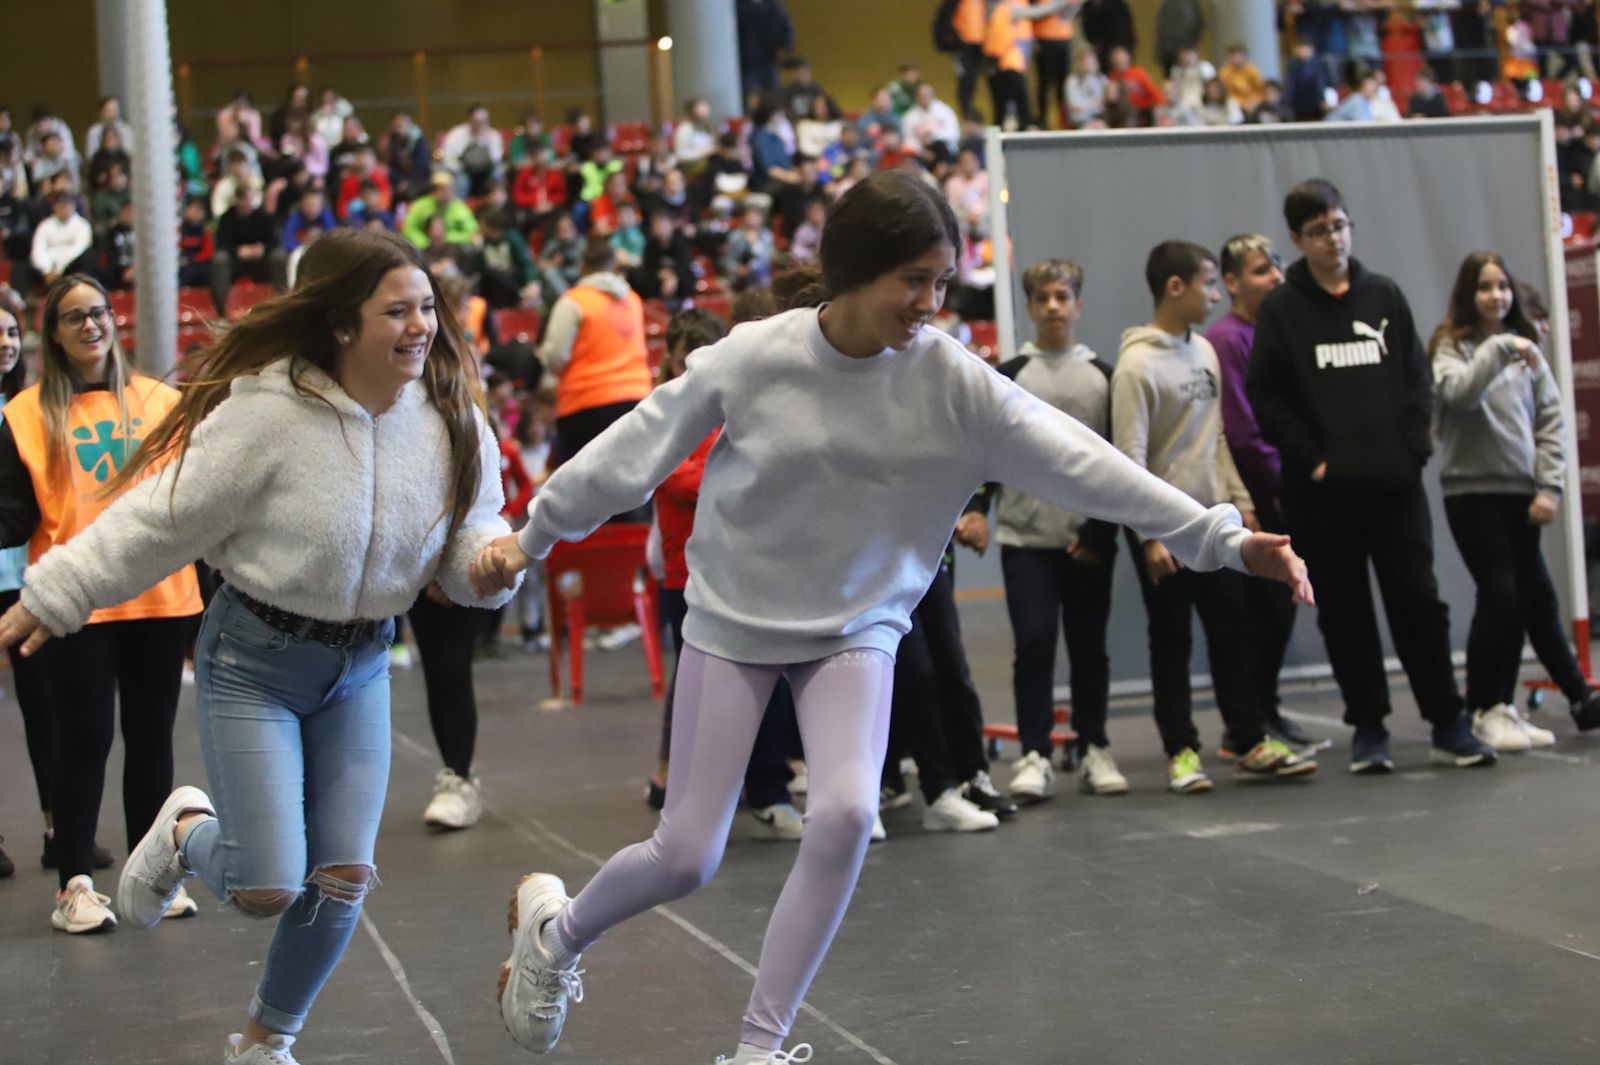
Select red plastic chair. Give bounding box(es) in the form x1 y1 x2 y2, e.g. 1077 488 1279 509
178 287 218 324
544 523 665 705
225 280 276 320
494 307 542 344
1442 82 1473 115
612 122 652 154
967 319 999 359
108 288 137 330
983 706 1077 752
0 260 11 286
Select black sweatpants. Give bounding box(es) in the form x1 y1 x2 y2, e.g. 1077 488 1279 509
890 562 991 803
1444 492 1589 709
552 400 640 468
1282 481 1464 729
1244 499 1298 715
1128 531 1266 756
956 43 985 118
409 590 486 779
658 587 798 809
988 70 1033 128
1034 39 1071 127
0 588 56 813
1000 543 1114 756
46 615 191 888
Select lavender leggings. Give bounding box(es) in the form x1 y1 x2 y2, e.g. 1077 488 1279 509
556 643 894 1049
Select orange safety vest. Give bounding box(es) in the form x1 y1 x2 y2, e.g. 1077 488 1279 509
1032 0 1074 41
554 284 653 419
985 4 1026 73
954 0 986 45
5 377 201 625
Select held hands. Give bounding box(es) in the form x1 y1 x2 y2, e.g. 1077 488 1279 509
1529 493 1560 526
1144 540 1182 584
1241 532 1316 606
0 600 53 657
470 533 532 598
1310 462 1328 483
954 513 990 555
1242 510 1262 533
425 581 452 607
1067 538 1100 566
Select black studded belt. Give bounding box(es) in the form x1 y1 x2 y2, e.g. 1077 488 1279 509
233 588 381 649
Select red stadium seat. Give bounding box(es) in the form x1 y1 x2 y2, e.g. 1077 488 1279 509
225 281 275 320
967 319 999 359
544 523 665 706
1442 82 1473 115
493 307 542 344
178 287 218 324
108 288 137 330
611 121 652 154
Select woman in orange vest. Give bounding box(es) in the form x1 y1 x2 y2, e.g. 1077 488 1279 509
0 275 203 933
952 0 989 119
985 0 1077 129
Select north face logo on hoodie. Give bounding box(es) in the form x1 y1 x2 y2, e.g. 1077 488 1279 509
1315 318 1389 370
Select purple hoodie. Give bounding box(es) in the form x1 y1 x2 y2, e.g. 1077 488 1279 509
1206 310 1281 502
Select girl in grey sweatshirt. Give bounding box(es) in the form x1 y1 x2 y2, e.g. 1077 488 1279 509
478 173 1313 1065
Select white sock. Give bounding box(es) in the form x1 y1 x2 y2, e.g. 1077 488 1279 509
732 1044 776 1064
539 916 577 968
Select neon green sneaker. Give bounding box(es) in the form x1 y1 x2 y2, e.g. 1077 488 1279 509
1236 736 1318 779
1167 748 1212 794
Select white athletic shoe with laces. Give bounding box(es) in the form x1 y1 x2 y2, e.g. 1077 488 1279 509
52 874 117 934
1505 703 1557 748
499 873 585 1053
118 784 214 928
424 769 483 829
1472 705 1534 752
163 883 199 919
1009 750 1055 804
750 803 805 840
715 1042 815 1064
1079 745 1130 795
225 1033 300 1064
921 788 999 832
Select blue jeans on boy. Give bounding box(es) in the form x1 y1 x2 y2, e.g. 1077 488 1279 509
179 584 394 1035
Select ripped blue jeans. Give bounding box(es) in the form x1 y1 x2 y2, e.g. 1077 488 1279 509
180 585 393 1035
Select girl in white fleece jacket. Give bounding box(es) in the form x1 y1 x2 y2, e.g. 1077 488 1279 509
0 230 515 1065
475 172 1315 1065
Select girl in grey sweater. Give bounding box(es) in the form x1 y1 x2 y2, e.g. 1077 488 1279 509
1431 251 1600 750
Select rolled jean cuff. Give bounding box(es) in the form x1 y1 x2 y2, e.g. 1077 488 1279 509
250 992 306 1035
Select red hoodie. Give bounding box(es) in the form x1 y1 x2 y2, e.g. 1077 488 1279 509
655 428 719 590
500 438 534 520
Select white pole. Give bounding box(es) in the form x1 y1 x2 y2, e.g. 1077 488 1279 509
986 126 1016 363
1536 108 1591 634
127 0 178 380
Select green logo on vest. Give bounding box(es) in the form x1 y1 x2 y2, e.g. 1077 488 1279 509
72 419 144 483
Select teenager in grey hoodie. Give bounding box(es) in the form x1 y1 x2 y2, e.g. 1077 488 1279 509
1431 251 1600 747
1112 240 1317 795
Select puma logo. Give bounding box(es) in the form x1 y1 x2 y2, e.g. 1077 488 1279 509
1352 318 1389 355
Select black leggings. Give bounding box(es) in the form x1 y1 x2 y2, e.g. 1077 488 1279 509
409 590 485 779
0 588 56 813
46 615 191 888
1034 39 1071 127
1444 493 1589 708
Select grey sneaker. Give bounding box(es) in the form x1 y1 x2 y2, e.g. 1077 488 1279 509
117 786 214 929
499 873 584 1053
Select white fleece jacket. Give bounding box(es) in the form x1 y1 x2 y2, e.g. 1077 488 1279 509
22 359 515 636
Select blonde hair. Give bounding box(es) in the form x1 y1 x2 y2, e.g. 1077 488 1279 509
37 275 140 485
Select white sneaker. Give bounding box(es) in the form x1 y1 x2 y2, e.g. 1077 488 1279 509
52 874 117 933
787 761 808 797
118 784 214 928
596 622 642 650
389 643 414 670
1009 750 1056 804
869 814 886 842
424 769 483 829
163 883 199 920
1472 705 1534 752
921 789 999 833
715 1043 815 1064
1079 745 1130 795
750 803 804 841
1505 703 1557 748
225 1033 300 1064
499 873 584 1054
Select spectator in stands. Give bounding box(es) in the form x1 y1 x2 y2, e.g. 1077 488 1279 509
1327 70 1380 122
944 147 989 237
442 104 505 197
1108 45 1164 123
85 126 129 193
567 109 601 164
345 179 396 231
875 128 913 171
737 0 795 96
856 85 901 145
100 199 137 290
702 131 752 215
796 94 843 160
1082 0 1136 70
177 195 214 290
1154 0 1205 73
218 90 268 156
781 56 837 122
25 194 94 294
1100 76 1136 128
1067 48 1108 126
724 202 776 289
85 96 132 159
327 117 370 184
588 170 635 237
789 195 826 263
1198 78 1242 126
632 209 695 303
538 211 587 304
820 122 867 178
749 100 807 237
507 112 552 167
1218 43 1265 113
608 202 646 272
512 146 567 232
476 209 540 310
1368 71 1402 122
902 82 961 164
384 111 433 203
0 144 29 263
1346 4 1384 82
283 187 336 254
210 149 263 220
277 109 329 181
578 143 624 204
311 87 354 150
1408 66 1450 119
403 171 480 249
1030 1 1079 129
672 97 717 173
24 106 77 173
1452 0 1499 88
211 183 286 314
1284 40 1331 122
29 131 79 192
1169 44 1216 114
1247 80 1287 124
90 163 129 234
269 157 315 216
268 82 311 143
537 240 652 464
983 0 1033 130
335 145 389 221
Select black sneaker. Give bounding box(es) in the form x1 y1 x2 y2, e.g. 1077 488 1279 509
41 834 115 870
1572 691 1600 732
1429 714 1498 768
961 771 1018 822
0 837 14 878
645 777 667 810
1265 711 1315 747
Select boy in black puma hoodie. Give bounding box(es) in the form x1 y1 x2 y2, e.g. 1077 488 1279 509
1246 179 1495 773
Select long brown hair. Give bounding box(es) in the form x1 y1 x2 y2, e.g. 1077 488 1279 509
1429 250 1538 356
0 284 30 400
109 228 485 539
38 274 139 483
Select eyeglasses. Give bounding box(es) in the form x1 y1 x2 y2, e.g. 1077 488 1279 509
59 306 111 329
1299 219 1353 243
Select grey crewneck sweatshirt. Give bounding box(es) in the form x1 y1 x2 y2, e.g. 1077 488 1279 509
519 308 1250 664
1112 325 1254 541
1432 332 1565 499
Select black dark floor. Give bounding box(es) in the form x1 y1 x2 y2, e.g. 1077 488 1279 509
3 598 1599 1065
